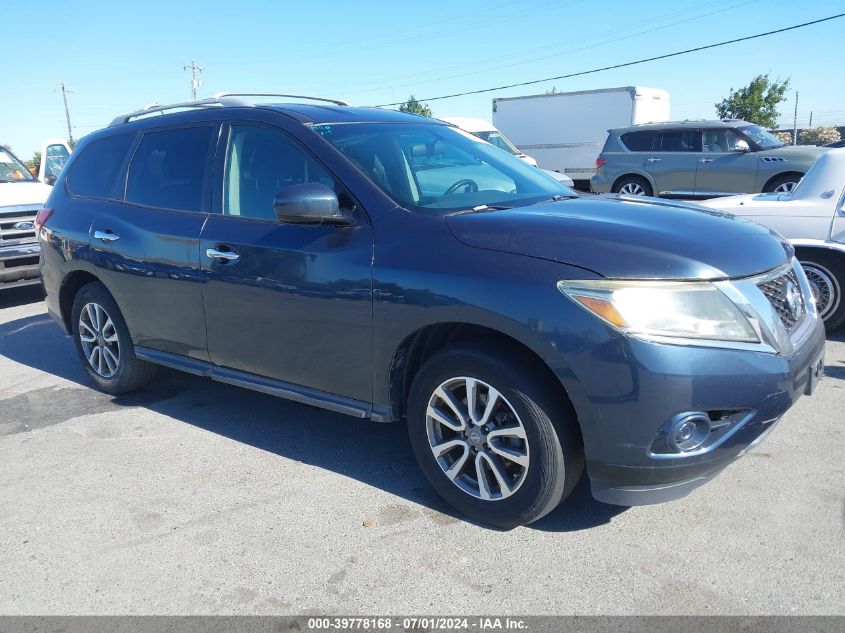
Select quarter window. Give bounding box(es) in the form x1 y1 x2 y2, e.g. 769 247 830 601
620 131 656 152
126 126 214 212
65 134 134 198
223 125 337 220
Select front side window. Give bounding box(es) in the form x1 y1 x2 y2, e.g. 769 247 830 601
0 147 35 182
223 125 338 220
702 129 743 153
65 133 134 198
126 126 214 212
312 123 573 214
655 130 701 152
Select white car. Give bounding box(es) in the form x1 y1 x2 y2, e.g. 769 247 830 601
700 148 845 330
439 117 575 188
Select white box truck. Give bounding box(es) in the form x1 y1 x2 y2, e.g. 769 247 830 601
492 86 670 186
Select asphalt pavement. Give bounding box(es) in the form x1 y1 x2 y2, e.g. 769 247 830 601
0 285 843 615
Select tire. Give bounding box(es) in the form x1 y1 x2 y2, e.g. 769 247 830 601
71 281 157 394
407 346 584 528
612 175 653 197
764 173 803 194
798 252 845 331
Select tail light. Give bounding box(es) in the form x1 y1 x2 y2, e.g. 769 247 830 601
34 208 54 231
595 157 607 170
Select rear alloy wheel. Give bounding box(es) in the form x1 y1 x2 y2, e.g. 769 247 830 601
799 254 845 330
71 282 157 394
407 347 583 528
613 176 653 197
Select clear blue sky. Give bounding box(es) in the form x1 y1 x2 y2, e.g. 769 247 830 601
3 0 844 159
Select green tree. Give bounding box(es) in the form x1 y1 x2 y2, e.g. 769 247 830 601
26 151 41 174
715 74 790 129
399 95 433 118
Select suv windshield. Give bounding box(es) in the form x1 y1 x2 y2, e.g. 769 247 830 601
738 125 784 150
0 147 35 182
311 123 573 213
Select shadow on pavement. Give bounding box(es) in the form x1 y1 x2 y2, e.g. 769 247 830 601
0 285 44 309
0 310 627 532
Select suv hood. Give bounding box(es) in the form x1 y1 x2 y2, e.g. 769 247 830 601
0 181 52 207
759 144 828 159
445 196 791 280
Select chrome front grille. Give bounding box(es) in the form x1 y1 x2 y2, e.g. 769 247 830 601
757 268 805 332
0 205 39 246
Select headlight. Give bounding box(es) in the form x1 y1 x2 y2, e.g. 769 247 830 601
558 279 759 343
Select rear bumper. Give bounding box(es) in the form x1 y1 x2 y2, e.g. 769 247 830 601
556 317 826 506
0 243 41 288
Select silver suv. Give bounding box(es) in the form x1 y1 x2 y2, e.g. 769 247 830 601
591 119 827 198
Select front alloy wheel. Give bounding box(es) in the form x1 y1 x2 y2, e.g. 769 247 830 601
78 302 120 378
426 377 529 501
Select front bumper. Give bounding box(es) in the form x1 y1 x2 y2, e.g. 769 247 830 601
0 242 41 288
557 314 826 506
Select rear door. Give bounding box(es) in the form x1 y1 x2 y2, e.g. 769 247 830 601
643 129 701 195
89 123 217 361
694 128 758 195
199 122 373 402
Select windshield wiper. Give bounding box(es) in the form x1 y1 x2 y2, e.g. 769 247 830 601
539 194 577 203
452 204 513 215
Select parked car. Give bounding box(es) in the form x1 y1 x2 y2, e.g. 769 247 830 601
824 139 845 149
439 117 575 188
591 119 828 198
700 148 845 330
0 145 51 290
439 117 539 167
39 94 825 527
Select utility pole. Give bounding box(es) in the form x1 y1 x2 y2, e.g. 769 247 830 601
183 60 204 100
56 81 74 144
792 91 799 145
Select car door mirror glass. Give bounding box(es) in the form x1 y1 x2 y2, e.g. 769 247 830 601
733 140 750 152
273 182 352 225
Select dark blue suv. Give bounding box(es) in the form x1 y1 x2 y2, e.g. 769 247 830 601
37 93 826 527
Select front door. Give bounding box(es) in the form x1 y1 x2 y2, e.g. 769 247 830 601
643 129 702 195
200 123 374 402
694 128 758 195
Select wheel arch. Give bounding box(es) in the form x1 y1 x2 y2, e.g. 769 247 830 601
387 322 582 438
611 172 655 194
58 269 101 333
763 171 804 193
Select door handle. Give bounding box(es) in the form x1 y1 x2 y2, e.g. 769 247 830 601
699 158 714 163
647 157 662 163
94 230 119 243
206 247 240 262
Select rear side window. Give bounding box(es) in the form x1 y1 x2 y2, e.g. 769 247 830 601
620 131 656 152
126 126 214 212
65 134 134 198
655 130 701 152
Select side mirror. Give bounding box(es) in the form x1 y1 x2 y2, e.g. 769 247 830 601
273 182 354 225
733 140 751 153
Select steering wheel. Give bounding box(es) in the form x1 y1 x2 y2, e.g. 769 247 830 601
443 179 479 196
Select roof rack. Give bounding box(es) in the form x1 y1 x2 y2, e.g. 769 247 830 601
108 92 349 126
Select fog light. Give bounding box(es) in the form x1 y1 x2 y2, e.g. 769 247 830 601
668 414 711 452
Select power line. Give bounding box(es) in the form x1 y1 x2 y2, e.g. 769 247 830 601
183 60 204 100
374 13 845 107
55 82 74 144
